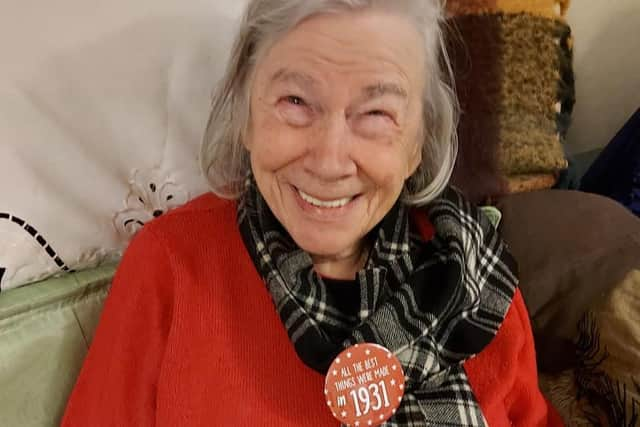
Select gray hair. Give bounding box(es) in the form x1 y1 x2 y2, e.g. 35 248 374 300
201 0 458 206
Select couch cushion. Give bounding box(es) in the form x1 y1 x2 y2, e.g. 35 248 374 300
496 190 640 372
0 265 115 427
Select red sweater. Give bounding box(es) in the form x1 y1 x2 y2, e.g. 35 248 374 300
62 193 563 427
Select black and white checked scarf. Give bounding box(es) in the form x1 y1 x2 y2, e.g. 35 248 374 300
238 177 518 426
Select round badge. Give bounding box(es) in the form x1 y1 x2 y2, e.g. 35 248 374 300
324 343 405 426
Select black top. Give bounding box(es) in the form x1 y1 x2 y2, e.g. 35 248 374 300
323 277 360 315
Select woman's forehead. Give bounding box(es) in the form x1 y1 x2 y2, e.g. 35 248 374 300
255 10 426 93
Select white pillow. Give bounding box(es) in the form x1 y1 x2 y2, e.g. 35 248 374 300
0 0 248 290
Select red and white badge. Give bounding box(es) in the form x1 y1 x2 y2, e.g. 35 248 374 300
324 343 405 426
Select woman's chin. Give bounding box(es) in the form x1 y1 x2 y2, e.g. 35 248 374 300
292 233 357 260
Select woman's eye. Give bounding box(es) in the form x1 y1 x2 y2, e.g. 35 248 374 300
285 96 306 106
355 108 398 138
278 95 313 127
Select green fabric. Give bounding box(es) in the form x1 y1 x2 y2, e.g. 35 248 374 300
0 264 116 427
479 206 503 228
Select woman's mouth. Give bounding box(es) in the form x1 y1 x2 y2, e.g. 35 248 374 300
296 188 354 208
291 186 361 219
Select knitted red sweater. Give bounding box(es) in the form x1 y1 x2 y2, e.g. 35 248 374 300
62 193 563 427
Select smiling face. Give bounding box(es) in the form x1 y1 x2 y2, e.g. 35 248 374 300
244 10 426 278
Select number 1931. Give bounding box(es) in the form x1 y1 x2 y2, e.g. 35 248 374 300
348 381 391 416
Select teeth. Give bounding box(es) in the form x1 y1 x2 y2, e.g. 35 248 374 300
298 189 353 208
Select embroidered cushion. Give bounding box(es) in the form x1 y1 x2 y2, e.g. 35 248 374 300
0 1 246 290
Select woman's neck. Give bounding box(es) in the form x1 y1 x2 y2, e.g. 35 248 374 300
311 243 370 280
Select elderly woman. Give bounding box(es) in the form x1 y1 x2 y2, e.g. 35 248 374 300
63 1 562 426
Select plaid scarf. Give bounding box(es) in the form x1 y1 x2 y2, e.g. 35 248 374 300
238 178 518 426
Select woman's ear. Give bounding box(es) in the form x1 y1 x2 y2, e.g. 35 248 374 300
241 122 253 152
242 78 259 152
406 141 423 179
242 138 252 152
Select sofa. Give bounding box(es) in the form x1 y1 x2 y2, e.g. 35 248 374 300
2 1 639 426
2 187 640 426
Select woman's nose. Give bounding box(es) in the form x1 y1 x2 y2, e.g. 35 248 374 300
303 115 357 180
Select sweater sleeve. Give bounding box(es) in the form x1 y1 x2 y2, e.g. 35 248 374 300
62 226 174 426
505 290 564 426
464 289 564 427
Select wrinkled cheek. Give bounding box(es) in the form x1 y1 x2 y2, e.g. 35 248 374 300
249 113 307 172
366 167 409 215
250 132 306 173
355 148 406 187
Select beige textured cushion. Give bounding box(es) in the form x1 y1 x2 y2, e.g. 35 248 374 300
447 0 570 18
506 173 559 194
540 270 640 425
447 11 574 202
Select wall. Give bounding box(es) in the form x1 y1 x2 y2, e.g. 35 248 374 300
565 0 640 154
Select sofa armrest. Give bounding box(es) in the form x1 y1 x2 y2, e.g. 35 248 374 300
0 264 116 427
